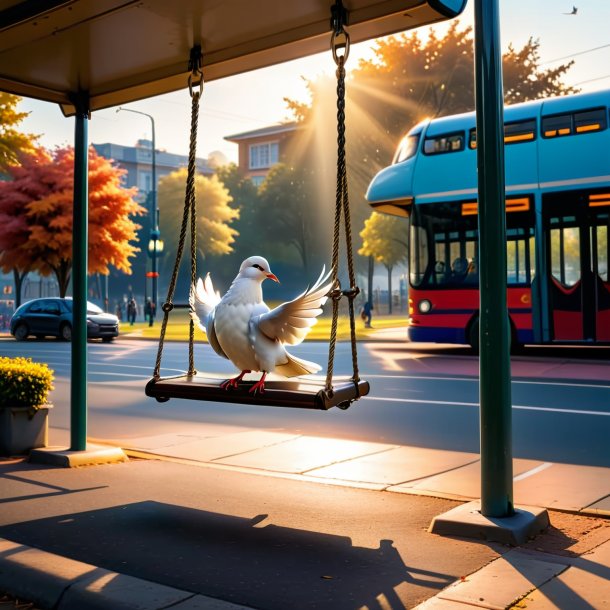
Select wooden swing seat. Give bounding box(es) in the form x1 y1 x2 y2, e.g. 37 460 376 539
145 374 369 410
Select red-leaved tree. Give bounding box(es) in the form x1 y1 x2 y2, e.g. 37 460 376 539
0 146 146 300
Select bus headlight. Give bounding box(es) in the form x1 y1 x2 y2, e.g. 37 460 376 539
418 299 432 313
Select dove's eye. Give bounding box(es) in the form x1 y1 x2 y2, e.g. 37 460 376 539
252 264 265 271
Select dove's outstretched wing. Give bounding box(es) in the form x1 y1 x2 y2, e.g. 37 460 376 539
190 274 228 360
256 266 332 346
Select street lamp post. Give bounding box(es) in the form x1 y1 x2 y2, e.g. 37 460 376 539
117 106 160 323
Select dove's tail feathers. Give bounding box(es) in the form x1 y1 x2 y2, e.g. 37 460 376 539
276 352 322 377
190 274 221 331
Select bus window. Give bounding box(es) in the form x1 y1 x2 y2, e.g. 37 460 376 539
409 223 429 287
504 119 537 144
542 114 572 138
393 133 421 163
469 119 536 148
506 227 534 285
574 107 607 134
423 132 464 155
550 218 581 287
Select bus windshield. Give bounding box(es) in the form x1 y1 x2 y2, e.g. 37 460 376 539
409 202 535 289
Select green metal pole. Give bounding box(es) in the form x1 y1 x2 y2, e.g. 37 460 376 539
70 94 89 451
474 0 514 517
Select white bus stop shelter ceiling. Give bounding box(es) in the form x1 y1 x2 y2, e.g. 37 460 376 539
0 0 466 115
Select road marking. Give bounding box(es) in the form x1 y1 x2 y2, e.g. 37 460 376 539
364 396 610 416
365 373 610 390
513 462 554 482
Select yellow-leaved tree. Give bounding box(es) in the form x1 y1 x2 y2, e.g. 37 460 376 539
359 212 407 314
0 93 37 173
157 169 239 272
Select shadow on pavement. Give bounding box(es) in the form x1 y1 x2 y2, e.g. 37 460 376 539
0 501 456 610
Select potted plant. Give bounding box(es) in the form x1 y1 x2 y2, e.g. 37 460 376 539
0 356 54 456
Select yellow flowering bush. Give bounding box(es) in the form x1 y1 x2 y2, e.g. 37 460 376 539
0 357 54 409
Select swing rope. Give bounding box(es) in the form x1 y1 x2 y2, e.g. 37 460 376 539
153 47 203 381
152 2 362 406
325 1 361 397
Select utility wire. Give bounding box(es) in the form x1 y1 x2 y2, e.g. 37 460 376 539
541 42 610 65
572 73 610 86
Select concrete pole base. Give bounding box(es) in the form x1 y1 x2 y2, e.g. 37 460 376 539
28 444 128 468
429 500 549 545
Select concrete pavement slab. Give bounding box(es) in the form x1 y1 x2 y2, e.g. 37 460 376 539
169 596 255 609
0 538 99 609
104 428 250 450
513 463 610 513
588 494 610 516
131 430 301 462
510 541 610 609
58 570 197 610
437 549 568 610
413 597 478 609
212 435 391 473
307 445 479 486
390 459 543 499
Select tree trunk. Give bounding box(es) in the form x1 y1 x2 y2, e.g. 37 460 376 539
386 264 393 314
13 269 28 308
53 261 71 298
367 256 374 307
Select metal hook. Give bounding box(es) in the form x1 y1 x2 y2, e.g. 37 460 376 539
330 0 350 65
188 45 204 97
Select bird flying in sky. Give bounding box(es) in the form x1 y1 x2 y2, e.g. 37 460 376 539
190 256 332 395
564 6 578 15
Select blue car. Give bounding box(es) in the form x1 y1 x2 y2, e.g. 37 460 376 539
10 297 120 342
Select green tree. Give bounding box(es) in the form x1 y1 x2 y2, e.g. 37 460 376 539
0 94 37 173
257 163 326 274
157 169 239 275
359 212 407 314
215 163 260 260
287 21 577 269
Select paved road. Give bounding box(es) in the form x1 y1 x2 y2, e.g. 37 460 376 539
2 337 609 467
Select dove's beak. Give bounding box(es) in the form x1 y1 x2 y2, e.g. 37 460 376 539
266 272 280 283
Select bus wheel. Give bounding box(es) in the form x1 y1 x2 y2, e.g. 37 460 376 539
470 316 520 354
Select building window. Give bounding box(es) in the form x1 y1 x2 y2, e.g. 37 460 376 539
249 142 279 169
139 172 152 192
251 176 265 188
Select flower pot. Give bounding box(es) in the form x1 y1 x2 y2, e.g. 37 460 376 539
0 405 52 456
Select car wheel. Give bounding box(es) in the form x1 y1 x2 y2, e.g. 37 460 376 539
60 323 72 341
102 337 114 343
14 323 29 341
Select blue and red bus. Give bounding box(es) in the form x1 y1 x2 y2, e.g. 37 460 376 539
366 89 610 348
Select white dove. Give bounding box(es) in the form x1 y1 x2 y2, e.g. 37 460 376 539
190 256 332 395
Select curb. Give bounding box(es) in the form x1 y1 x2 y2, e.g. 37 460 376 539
0 538 253 610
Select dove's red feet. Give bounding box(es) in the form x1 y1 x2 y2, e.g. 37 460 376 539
249 372 267 395
221 370 251 390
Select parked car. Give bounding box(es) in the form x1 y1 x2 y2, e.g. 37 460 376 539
10 298 120 342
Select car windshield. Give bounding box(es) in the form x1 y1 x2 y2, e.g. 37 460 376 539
63 300 104 314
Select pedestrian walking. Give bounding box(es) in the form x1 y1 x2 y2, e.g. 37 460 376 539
361 301 373 328
127 297 137 325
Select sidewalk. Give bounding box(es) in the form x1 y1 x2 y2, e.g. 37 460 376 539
1 420 608 609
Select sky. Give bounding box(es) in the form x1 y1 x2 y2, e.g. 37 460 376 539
17 0 610 165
